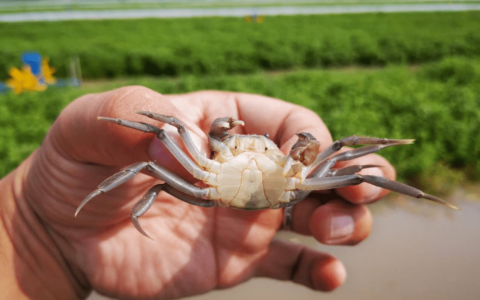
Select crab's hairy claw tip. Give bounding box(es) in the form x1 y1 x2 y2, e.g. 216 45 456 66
232 120 245 127
97 116 121 124
131 215 154 240
422 194 460 210
97 116 112 121
135 110 151 116
75 190 102 217
401 139 415 145
135 111 161 121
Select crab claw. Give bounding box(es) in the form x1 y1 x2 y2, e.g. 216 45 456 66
216 117 244 130
232 119 245 127
290 132 321 166
209 117 244 140
283 132 320 177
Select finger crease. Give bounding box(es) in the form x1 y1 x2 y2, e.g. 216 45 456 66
289 245 306 283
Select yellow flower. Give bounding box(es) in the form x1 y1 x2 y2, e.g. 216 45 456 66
6 66 46 95
42 58 56 85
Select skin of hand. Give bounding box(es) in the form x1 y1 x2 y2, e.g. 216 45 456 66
0 86 396 300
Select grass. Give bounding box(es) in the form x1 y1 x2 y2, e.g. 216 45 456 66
1 12 480 80
1 56 479 194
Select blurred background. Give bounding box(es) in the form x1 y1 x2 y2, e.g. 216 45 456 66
1 1 479 299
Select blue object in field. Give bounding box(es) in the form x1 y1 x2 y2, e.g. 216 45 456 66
21 52 42 76
0 82 8 93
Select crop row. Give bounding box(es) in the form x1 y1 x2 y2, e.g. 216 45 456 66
1 11 480 79
1 56 479 191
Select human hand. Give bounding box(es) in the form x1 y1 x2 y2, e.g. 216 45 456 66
1 86 395 299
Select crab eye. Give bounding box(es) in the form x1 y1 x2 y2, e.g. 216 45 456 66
265 147 268 151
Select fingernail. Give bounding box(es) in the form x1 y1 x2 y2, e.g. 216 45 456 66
329 211 354 242
361 167 384 201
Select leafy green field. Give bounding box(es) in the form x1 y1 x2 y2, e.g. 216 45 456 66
1 57 479 192
1 12 480 80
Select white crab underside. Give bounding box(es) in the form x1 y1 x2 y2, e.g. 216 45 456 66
208 135 297 209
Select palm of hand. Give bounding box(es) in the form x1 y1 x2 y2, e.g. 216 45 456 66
20 87 387 299
25 88 306 299
68 179 280 299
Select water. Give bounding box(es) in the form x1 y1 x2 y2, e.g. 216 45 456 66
89 187 480 300
1 3 480 22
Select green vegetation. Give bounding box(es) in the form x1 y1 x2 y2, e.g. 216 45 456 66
1 12 480 80
1 57 479 191
2 11 479 192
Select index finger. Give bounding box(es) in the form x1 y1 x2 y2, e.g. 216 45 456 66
163 91 334 152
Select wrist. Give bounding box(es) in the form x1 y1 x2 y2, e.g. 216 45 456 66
0 153 89 299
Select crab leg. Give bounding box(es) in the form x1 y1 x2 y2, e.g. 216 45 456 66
131 184 163 239
75 162 148 217
131 183 215 239
309 144 398 179
328 164 381 177
146 163 209 198
312 136 414 167
304 136 414 176
98 117 217 185
278 151 383 208
296 174 459 209
75 161 213 217
282 139 458 209
276 164 379 208
279 141 406 208
136 112 221 173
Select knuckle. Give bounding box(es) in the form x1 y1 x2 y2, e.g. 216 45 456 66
101 85 162 118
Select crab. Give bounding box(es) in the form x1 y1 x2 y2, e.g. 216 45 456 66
75 112 458 238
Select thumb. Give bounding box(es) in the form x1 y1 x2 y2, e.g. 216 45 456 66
48 86 199 174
